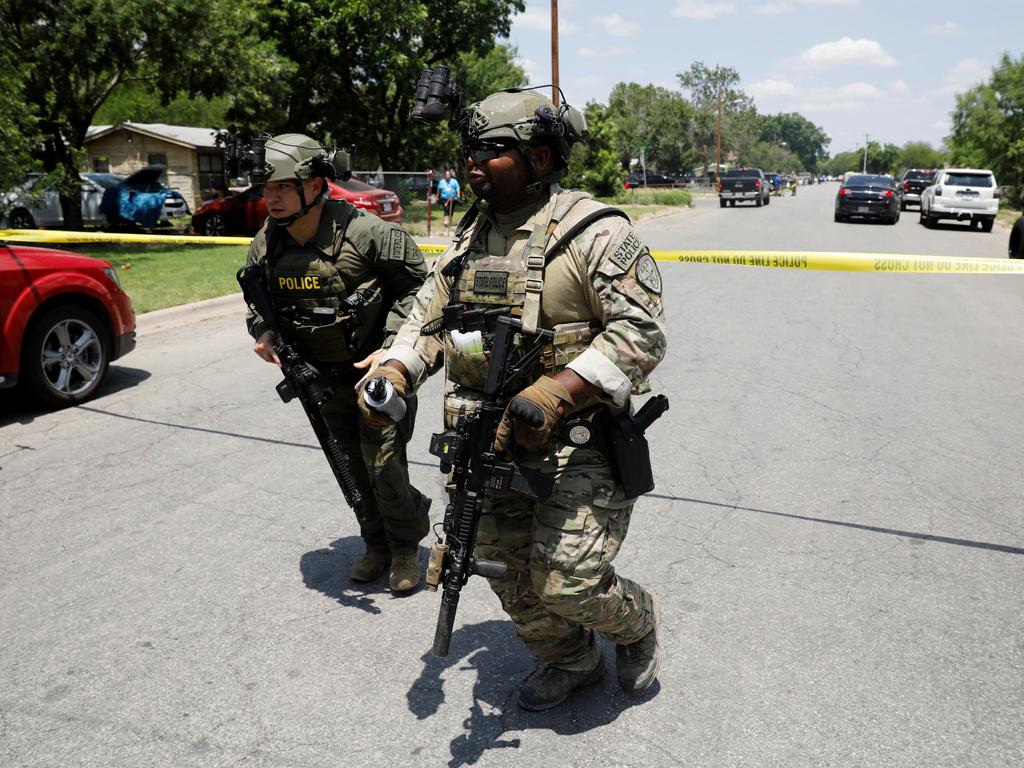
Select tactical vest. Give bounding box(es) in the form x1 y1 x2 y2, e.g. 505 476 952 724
264 203 384 363
443 187 604 394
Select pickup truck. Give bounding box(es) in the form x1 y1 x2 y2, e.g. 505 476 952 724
718 169 770 207
899 169 935 210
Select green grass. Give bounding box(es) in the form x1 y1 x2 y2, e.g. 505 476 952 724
67 243 249 314
599 188 693 207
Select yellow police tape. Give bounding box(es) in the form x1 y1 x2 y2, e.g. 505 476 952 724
0 228 251 246
2 229 1022 274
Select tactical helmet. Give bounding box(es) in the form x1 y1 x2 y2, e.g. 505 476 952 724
462 90 588 167
261 133 340 183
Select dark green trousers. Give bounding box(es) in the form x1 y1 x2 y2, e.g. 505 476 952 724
321 383 429 554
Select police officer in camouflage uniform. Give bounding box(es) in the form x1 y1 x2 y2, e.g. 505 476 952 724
244 133 431 592
359 90 667 708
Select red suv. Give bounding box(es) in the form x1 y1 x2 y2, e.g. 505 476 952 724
1 243 136 407
192 179 404 237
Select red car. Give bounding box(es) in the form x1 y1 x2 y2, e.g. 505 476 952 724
1 243 136 407
192 179 403 236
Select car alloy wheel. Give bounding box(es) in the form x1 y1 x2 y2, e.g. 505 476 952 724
24 305 110 407
9 208 36 229
203 214 226 237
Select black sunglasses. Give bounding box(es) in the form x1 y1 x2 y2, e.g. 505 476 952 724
462 141 517 163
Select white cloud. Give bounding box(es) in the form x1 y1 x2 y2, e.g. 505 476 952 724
927 21 960 36
800 37 897 67
753 2 794 14
593 13 641 37
746 79 799 98
754 0 856 13
515 56 540 84
579 46 627 59
888 80 912 95
515 7 577 34
671 1 736 20
938 58 992 95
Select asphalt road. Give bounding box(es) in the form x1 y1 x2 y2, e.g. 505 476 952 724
2 184 1022 768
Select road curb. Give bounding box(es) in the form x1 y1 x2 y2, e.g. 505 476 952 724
136 292 244 336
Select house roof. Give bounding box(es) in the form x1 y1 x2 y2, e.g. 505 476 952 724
86 122 221 150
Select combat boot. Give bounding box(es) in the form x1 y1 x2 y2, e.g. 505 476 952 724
616 590 662 694
389 552 421 593
349 549 391 583
517 656 606 711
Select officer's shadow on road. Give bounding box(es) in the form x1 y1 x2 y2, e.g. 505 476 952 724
300 536 427 615
408 620 658 768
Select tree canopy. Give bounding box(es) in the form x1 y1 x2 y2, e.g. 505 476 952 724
948 52 1024 199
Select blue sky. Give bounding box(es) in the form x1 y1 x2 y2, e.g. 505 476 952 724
503 0 1023 156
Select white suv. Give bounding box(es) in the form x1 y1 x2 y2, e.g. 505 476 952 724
919 168 999 232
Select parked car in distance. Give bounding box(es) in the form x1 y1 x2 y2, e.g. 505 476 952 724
0 243 136 407
1 172 122 229
919 168 999 232
627 169 676 187
100 165 190 230
834 174 900 224
192 179 403 237
718 169 770 207
899 169 935 210
1008 215 1023 259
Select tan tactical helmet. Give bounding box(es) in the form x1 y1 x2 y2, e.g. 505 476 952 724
262 133 336 183
463 89 588 166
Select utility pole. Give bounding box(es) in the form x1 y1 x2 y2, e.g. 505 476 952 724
862 133 869 173
551 0 559 107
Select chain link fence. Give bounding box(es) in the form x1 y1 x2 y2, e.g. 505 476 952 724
352 170 447 236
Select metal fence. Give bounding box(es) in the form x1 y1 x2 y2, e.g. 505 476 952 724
350 170 437 208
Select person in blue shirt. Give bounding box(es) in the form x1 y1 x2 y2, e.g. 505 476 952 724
437 168 462 235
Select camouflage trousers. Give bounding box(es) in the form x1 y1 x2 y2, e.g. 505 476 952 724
321 382 430 555
474 445 656 672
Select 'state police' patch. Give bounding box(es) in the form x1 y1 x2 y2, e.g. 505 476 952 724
635 251 662 294
473 270 509 294
388 229 407 261
609 231 643 271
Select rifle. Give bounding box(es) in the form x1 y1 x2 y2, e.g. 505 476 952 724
424 307 555 657
236 265 367 521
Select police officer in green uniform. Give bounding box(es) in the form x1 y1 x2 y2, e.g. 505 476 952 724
360 86 667 708
244 133 431 592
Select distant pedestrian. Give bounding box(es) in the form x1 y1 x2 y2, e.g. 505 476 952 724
437 168 462 236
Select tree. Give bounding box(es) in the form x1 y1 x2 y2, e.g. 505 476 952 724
948 53 1024 202
605 83 695 172
757 112 830 171
93 83 231 129
245 0 525 170
677 62 751 174
896 141 945 173
0 48 40 195
740 141 803 173
1 0 275 228
563 101 625 197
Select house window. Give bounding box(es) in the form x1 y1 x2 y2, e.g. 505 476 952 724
92 156 110 173
147 153 167 168
198 152 226 199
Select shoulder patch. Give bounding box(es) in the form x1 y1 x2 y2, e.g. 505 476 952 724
388 228 408 261
635 251 662 294
609 230 644 271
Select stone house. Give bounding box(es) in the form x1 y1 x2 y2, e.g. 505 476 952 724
84 122 225 212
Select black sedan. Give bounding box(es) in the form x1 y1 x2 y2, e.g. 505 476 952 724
834 174 900 224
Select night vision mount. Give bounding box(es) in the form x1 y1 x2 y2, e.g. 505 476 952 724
222 133 352 184
408 66 588 155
